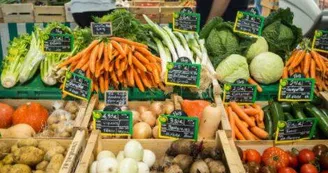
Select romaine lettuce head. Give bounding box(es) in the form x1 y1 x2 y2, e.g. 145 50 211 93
250 52 284 84
216 54 249 83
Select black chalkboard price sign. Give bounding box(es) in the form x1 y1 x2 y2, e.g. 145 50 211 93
63 71 92 101
275 118 317 144
223 79 257 104
278 74 315 102
91 22 113 37
93 111 133 136
105 90 128 106
158 115 199 140
312 30 328 53
173 9 200 33
233 11 264 37
165 62 201 87
44 34 73 53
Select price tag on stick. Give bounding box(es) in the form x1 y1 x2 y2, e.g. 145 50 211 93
43 34 73 53
93 110 133 136
63 71 92 101
105 90 128 106
173 8 200 33
312 30 328 53
91 22 113 36
278 73 315 102
275 118 317 144
233 11 264 37
223 79 257 104
158 115 198 140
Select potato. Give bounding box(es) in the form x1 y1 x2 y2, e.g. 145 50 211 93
3 153 14 165
11 144 19 153
46 154 64 173
36 160 49 170
44 146 65 161
11 164 32 173
0 165 12 173
34 170 45 173
47 116 59 125
0 142 10 160
64 101 79 114
38 141 61 152
190 160 210 173
17 138 38 148
50 124 59 131
204 158 226 173
173 154 193 173
13 146 44 166
166 140 196 157
164 164 183 173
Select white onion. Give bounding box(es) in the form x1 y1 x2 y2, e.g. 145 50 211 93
117 151 125 163
118 158 138 173
97 157 118 173
142 150 156 168
97 150 115 161
138 162 150 173
133 122 152 139
89 161 97 173
124 140 144 161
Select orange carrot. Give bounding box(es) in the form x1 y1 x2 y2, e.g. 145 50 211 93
129 67 135 87
108 43 113 62
250 126 269 139
89 44 100 74
132 56 147 72
110 71 119 84
135 47 153 57
108 62 114 72
303 52 311 75
234 124 245 140
133 68 145 92
286 50 300 67
134 52 150 64
111 40 126 57
139 70 152 88
111 37 148 48
99 75 105 93
252 104 264 122
128 51 133 65
58 53 82 68
288 50 305 70
311 59 316 79
97 42 104 60
282 67 288 78
241 121 249 128
248 78 263 92
233 113 255 140
82 40 99 54
104 43 109 71
243 108 260 117
75 54 89 70
230 102 256 127
311 50 323 71
104 71 109 91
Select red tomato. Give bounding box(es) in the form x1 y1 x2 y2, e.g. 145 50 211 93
300 164 319 173
244 149 261 164
299 149 316 164
286 151 298 168
278 167 297 173
262 147 290 169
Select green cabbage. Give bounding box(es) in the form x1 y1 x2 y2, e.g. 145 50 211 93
245 36 268 63
262 8 302 59
216 54 249 83
250 52 284 84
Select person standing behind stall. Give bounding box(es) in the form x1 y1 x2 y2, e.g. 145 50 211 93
70 0 116 28
196 0 250 28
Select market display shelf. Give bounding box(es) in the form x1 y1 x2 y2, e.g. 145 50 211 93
75 130 244 173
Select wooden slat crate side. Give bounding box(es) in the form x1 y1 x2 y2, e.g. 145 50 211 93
60 130 87 173
80 94 99 133
2 3 34 23
34 6 66 22
76 130 240 173
64 2 74 22
320 91 328 108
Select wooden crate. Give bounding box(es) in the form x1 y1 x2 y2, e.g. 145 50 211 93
64 2 74 22
0 99 88 139
34 6 66 23
0 130 86 173
130 6 161 23
75 130 244 173
163 0 181 6
2 3 34 23
160 6 182 24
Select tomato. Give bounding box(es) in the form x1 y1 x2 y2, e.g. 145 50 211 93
286 151 298 168
244 149 261 164
278 167 297 173
320 152 328 169
262 147 290 169
299 149 316 164
300 164 319 173
312 144 328 158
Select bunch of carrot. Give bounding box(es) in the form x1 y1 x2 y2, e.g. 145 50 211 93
283 49 328 94
58 37 163 93
226 102 269 140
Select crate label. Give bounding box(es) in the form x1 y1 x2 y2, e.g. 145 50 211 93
91 22 113 36
44 34 73 53
93 111 133 136
223 79 257 104
165 62 201 87
173 8 200 33
278 74 315 101
63 71 92 101
233 11 264 37
275 118 317 144
105 90 128 106
159 115 198 140
171 110 187 117
312 30 328 53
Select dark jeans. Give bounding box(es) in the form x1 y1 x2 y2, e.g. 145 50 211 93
196 0 249 28
72 10 114 28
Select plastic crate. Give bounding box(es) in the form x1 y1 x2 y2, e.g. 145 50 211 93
256 83 279 101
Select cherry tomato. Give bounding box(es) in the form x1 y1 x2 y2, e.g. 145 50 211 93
278 167 297 173
286 151 298 168
244 149 261 164
300 164 319 173
262 147 290 169
299 149 316 164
